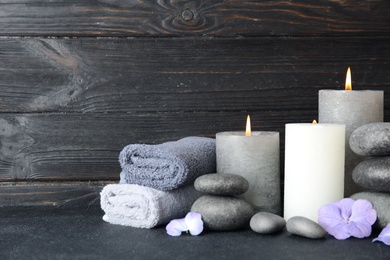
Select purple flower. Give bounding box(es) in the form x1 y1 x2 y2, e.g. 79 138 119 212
373 223 390 245
318 198 377 240
166 212 203 236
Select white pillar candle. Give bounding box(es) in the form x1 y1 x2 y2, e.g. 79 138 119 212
284 122 345 222
319 68 383 196
216 125 280 214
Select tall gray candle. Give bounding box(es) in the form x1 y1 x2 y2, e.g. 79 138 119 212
319 67 383 197
216 116 280 214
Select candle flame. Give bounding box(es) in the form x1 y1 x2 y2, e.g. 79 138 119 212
245 115 251 136
345 67 352 91
312 120 317 124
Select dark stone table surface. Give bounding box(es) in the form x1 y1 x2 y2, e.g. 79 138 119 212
1 206 389 260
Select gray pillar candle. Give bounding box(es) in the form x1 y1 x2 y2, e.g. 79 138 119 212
216 130 280 214
319 72 383 196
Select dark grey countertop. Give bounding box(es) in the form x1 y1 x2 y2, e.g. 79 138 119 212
0 206 389 260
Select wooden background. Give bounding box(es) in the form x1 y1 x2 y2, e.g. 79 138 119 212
0 0 389 207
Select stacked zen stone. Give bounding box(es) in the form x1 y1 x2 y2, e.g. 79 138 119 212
191 173 254 231
191 173 327 238
349 123 390 229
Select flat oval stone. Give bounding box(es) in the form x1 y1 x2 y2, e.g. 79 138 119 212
351 191 390 229
194 173 249 196
350 123 390 156
286 216 327 239
353 157 390 192
250 212 286 234
191 195 254 231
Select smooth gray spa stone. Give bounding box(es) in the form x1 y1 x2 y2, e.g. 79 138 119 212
351 191 390 229
352 157 390 192
191 195 254 231
350 123 390 156
250 212 286 234
194 173 249 196
286 216 327 239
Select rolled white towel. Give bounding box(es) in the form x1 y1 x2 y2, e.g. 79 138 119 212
100 184 202 228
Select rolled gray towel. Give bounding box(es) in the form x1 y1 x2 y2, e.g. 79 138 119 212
101 184 203 228
119 137 216 191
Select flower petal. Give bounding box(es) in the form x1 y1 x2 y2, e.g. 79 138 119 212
337 198 355 220
327 222 351 240
166 218 188 236
346 221 372 238
318 202 344 231
318 198 377 240
373 236 390 245
185 212 203 236
350 199 377 225
373 223 390 246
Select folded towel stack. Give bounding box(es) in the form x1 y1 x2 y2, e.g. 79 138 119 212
100 137 216 228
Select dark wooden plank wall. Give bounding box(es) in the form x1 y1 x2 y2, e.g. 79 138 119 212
0 0 389 206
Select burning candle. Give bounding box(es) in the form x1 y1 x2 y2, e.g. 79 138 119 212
284 121 345 222
319 67 384 196
216 115 280 214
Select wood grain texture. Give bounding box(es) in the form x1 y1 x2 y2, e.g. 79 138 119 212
0 36 388 182
0 110 314 182
0 1 389 206
0 37 389 114
0 182 107 206
0 0 389 37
